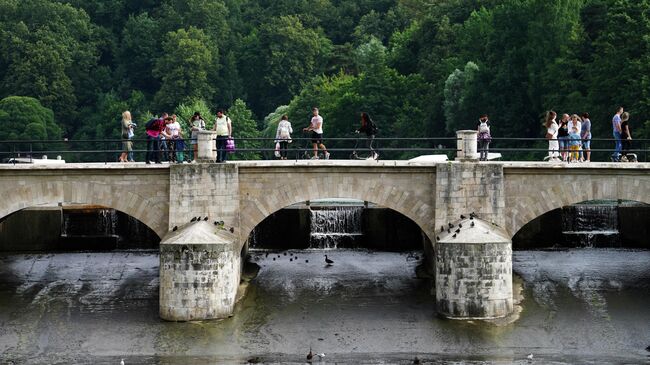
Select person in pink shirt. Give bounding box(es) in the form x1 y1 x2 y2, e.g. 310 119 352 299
145 113 168 164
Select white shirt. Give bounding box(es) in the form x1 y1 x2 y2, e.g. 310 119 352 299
310 115 323 134
167 121 181 137
547 121 558 138
568 120 581 136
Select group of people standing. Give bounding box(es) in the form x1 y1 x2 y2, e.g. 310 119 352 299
119 109 234 164
544 107 634 162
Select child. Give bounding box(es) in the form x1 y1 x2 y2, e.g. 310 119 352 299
568 126 582 163
174 131 186 163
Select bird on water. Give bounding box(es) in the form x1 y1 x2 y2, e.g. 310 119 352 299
325 255 334 265
307 347 313 361
413 356 421 364
120 359 125 365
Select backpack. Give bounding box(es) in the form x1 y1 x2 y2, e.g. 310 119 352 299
479 121 489 134
279 123 291 139
145 118 158 131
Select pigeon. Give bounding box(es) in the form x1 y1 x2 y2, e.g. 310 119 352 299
120 359 125 365
325 255 334 265
452 234 456 238
214 221 218 226
219 220 224 225
172 226 177 231
448 223 454 228
283 252 287 256
229 227 235 233
440 226 445 233
307 347 313 361
455 228 461 234
305 259 309 263
471 221 475 227
290 258 293 262
447 229 451 234
527 353 533 360
190 217 197 222
470 216 474 220
436 236 440 241
265 252 269 257
203 216 208 221
458 223 463 228
646 345 650 352
272 258 276 261
413 357 421 364
460 214 466 219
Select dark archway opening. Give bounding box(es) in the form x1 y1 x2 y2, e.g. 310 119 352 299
248 200 427 252
513 200 650 250
0 205 160 252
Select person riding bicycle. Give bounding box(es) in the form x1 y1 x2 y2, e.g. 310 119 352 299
356 112 378 160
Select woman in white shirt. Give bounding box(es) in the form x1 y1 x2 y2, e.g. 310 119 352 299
545 111 560 161
275 115 293 160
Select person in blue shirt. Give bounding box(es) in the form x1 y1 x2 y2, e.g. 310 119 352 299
568 126 582 163
611 107 623 162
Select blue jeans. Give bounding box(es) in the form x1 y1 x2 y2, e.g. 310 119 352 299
146 135 160 163
216 135 228 162
612 131 622 160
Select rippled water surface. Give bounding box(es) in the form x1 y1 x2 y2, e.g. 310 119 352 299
0 249 649 364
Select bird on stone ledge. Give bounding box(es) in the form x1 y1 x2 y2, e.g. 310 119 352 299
172 226 178 231
460 214 466 219
204 216 208 221
452 233 457 238
190 217 197 222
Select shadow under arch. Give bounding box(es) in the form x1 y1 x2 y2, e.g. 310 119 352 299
512 199 650 250
246 199 430 252
0 204 162 251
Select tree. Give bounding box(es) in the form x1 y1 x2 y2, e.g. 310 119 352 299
153 27 217 111
227 99 261 160
443 62 480 132
0 96 62 154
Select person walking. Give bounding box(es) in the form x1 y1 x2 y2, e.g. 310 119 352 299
557 113 570 162
275 115 293 160
119 111 135 163
303 107 330 160
189 112 205 162
213 109 232 163
356 112 378 160
620 112 632 161
476 114 491 161
145 113 167 164
544 111 560 162
581 112 592 162
611 107 624 162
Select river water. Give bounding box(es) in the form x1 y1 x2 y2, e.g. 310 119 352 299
0 249 649 364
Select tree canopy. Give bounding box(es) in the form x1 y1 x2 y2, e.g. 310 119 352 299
0 0 648 161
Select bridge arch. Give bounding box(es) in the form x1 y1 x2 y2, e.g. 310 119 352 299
505 174 650 238
0 180 169 238
238 169 436 245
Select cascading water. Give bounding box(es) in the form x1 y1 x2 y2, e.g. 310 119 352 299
561 204 620 247
309 206 364 249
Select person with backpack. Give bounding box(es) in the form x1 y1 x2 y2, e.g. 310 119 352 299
477 114 491 161
356 112 378 160
213 109 232 163
145 113 167 164
275 115 293 160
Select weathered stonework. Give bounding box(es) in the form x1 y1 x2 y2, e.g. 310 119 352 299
435 219 513 319
159 221 240 321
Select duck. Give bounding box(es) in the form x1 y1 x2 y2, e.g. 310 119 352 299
325 255 334 265
307 347 313 361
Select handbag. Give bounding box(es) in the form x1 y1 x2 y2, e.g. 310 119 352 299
226 137 235 153
274 142 281 158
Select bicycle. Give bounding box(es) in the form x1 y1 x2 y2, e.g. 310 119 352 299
299 131 324 160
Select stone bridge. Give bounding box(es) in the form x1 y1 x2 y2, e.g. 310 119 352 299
1 160 648 321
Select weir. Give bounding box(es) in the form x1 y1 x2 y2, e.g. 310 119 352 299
0 131 648 322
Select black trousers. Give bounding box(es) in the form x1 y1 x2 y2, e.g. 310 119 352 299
146 135 160 162
216 135 228 162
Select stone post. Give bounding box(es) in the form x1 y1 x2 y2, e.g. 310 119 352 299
197 130 217 162
456 130 478 161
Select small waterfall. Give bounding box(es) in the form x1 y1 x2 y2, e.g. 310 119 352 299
309 206 364 249
562 204 620 247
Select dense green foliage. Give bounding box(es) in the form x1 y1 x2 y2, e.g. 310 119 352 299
0 0 648 160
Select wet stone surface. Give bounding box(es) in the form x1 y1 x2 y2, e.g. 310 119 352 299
0 249 649 364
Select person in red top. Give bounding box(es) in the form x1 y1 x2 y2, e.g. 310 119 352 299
146 113 168 164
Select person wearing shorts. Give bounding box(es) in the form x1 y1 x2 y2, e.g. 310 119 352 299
303 107 330 159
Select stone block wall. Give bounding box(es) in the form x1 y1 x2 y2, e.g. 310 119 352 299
435 162 505 229
160 242 240 321
435 240 513 318
169 164 240 237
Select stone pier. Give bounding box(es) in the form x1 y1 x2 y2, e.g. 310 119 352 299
159 221 241 321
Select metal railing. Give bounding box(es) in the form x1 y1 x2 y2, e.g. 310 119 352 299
0 136 648 164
